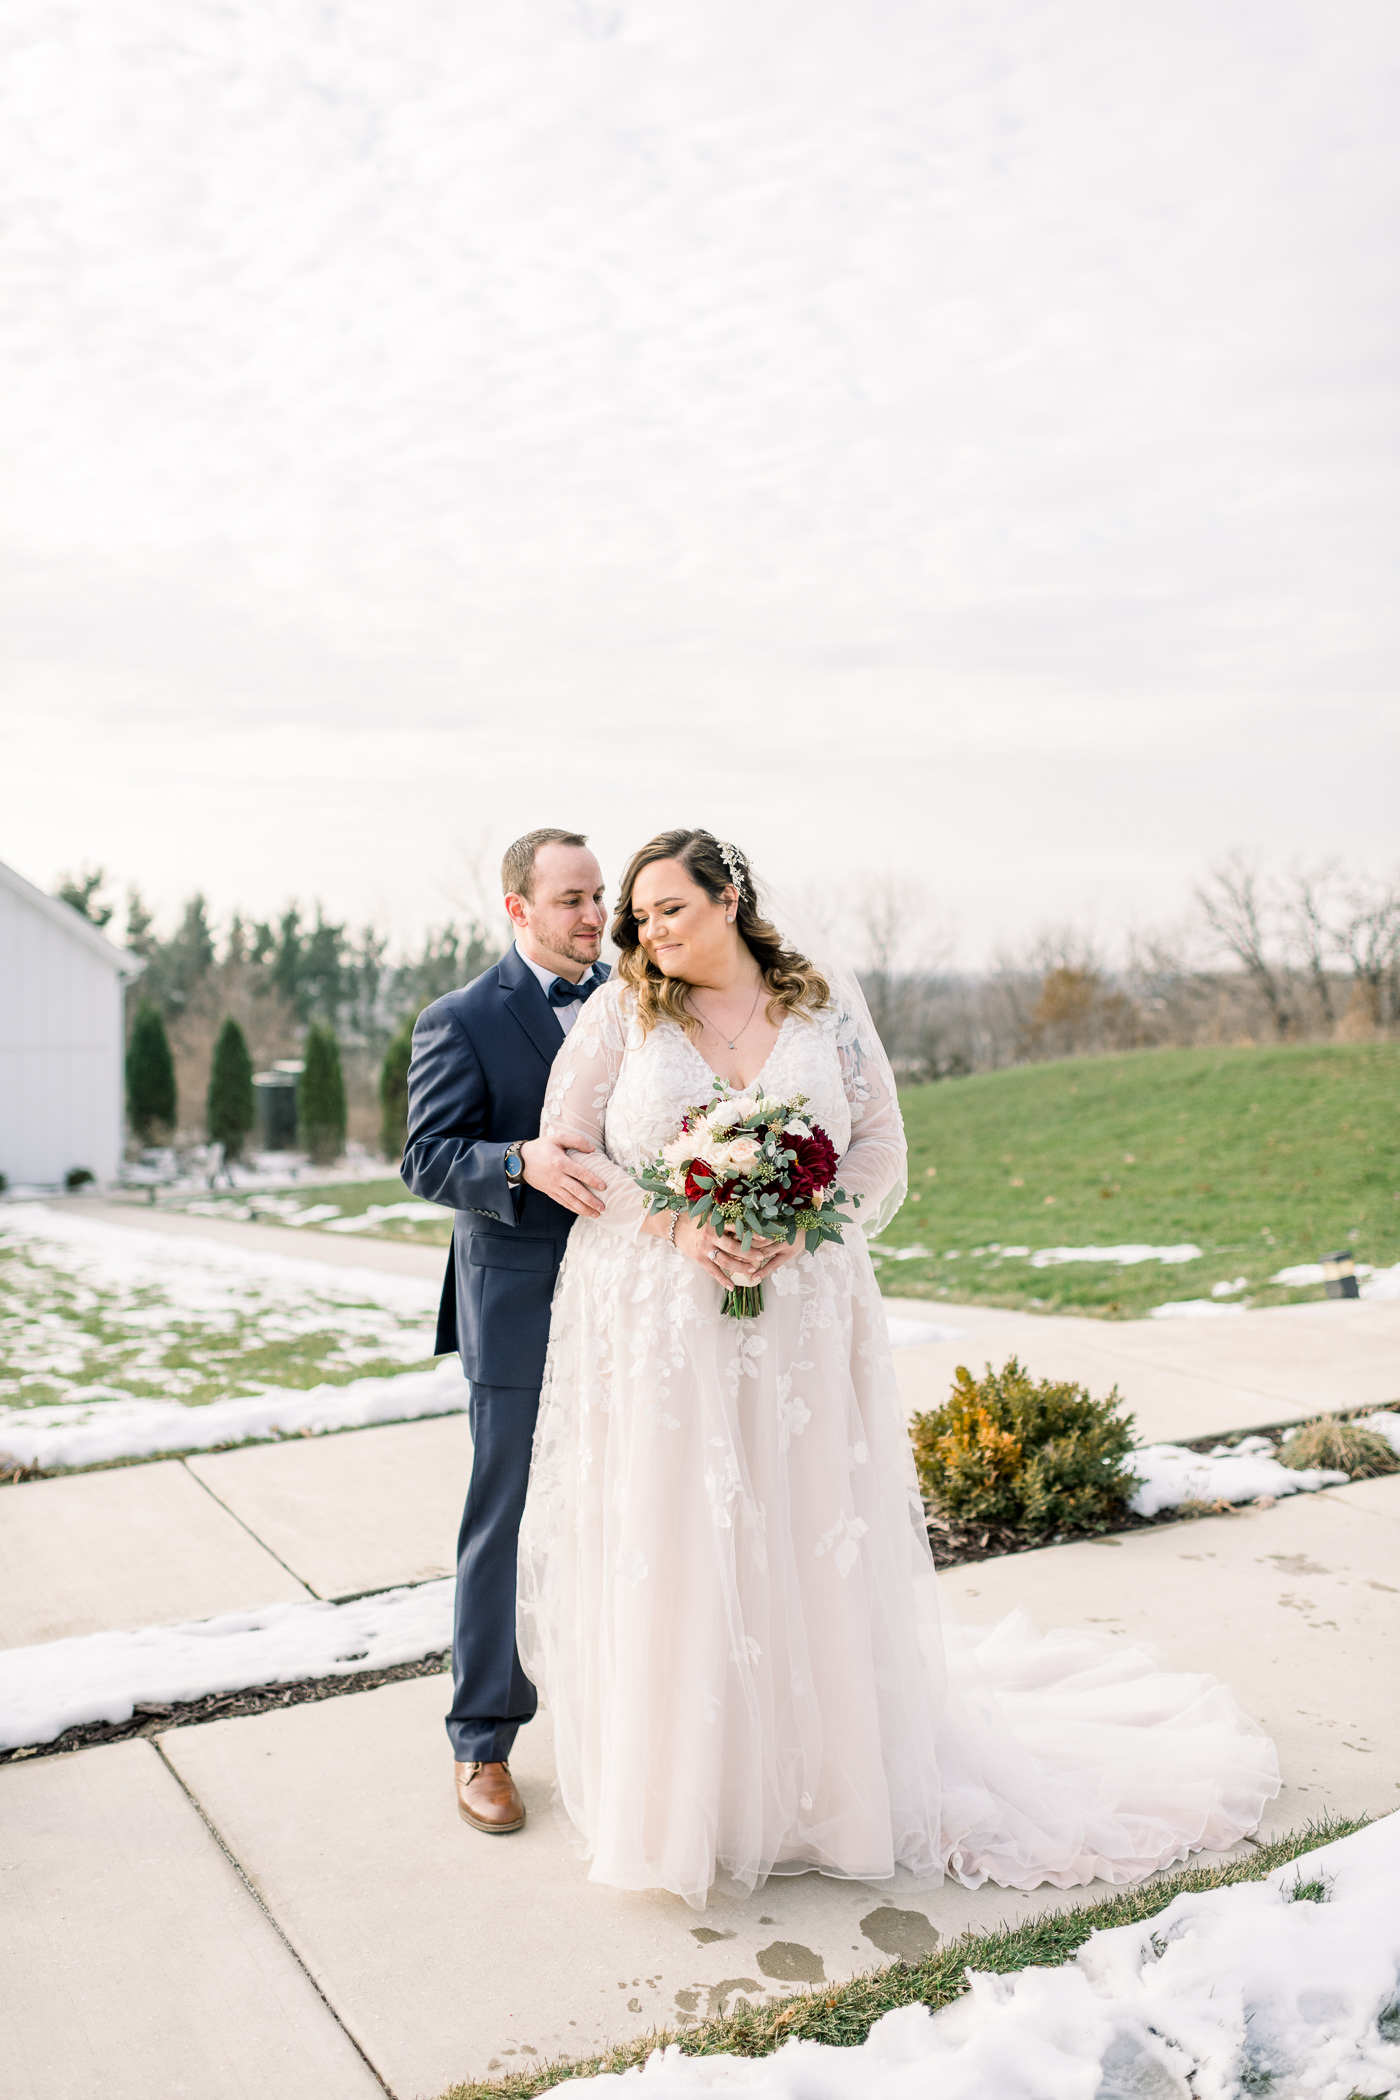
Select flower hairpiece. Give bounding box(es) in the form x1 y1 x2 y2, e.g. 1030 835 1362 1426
716 839 749 896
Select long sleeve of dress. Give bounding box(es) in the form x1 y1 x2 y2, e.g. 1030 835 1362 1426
539 982 649 1238
829 969 908 1239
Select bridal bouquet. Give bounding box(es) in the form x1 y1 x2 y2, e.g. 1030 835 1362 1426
631 1081 861 1318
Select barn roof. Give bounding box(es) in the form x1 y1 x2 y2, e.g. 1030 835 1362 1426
0 857 145 978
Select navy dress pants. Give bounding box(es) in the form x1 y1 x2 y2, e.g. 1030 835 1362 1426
445 1382 540 1763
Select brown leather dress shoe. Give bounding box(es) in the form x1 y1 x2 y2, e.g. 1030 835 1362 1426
454 1759 526 1833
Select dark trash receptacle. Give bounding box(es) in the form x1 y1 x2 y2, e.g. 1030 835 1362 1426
253 1066 301 1151
1321 1249 1361 1301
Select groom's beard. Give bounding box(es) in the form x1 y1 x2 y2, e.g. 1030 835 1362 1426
553 932 604 968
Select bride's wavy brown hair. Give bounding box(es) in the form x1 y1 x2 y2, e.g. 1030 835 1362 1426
612 829 830 1040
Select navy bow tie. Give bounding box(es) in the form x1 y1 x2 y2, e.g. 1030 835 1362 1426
548 967 606 1007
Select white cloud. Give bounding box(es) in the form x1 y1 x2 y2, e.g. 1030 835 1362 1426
1 0 1397 953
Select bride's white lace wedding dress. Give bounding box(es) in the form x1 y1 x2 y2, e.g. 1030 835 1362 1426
517 974 1278 1909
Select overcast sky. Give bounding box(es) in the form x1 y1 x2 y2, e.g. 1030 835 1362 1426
2 0 1397 966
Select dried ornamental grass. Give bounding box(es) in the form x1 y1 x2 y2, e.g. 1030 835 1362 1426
1278 1415 1399 1480
909 1357 1139 1537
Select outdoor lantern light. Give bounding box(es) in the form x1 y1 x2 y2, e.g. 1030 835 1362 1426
1321 1249 1360 1300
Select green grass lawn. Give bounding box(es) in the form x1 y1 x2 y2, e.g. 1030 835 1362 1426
880 1041 1400 1319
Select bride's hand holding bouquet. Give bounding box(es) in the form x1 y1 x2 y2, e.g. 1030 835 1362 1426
632 1081 861 1317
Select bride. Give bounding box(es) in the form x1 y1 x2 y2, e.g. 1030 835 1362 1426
516 828 1278 1909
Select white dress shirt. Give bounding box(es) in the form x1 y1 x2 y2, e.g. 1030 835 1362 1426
515 944 600 1036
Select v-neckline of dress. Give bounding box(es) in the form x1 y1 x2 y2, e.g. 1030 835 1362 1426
683 1009 791 1096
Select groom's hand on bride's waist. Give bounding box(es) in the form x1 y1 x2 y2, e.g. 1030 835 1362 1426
520 1133 607 1218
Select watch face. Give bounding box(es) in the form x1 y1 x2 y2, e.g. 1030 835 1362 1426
505 1151 523 1177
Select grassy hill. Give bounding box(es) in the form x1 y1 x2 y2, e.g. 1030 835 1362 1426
882 1041 1400 1318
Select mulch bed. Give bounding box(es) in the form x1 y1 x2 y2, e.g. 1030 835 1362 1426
0 1650 450 1767
922 1412 1374 1569
925 1504 1174 1568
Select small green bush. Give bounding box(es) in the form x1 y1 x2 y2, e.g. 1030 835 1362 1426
298 1022 347 1166
1279 1415 1398 1480
206 1017 255 1158
126 1001 177 1142
910 1356 1139 1537
378 1015 415 1163
64 1167 95 1191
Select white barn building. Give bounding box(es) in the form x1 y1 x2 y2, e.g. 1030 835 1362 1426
0 858 143 1189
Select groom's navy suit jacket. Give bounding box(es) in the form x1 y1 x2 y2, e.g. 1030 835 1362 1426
401 946 587 1390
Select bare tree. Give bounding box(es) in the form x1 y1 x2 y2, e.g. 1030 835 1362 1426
1196 855 1296 1038
1337 871 1400 1031
1282 861 1343 1027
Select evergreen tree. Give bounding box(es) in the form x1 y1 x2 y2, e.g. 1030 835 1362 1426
206 1017 255 1159
126 1002 177 1142
162 894 216 1015
378 1016 415 1164
298 1022 347 1165
125 886 157 959
55 867 114 927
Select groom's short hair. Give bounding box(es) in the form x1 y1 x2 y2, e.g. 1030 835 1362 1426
501 829 589 901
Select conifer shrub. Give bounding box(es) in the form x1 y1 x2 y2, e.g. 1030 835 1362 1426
206 1017 256 1159
126 1001 177 1142
298 1022 347 1165
909 1357 1140 1537
378 1016 414 1164
1279 1415 1398 1480
64 1167 95 1190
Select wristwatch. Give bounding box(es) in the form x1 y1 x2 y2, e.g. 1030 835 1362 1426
504 1146 525 1188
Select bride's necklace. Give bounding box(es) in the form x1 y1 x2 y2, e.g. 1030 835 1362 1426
692 983 762 1052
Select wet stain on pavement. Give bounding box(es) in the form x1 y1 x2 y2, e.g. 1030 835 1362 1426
756 1940 825 1983
860 1907 940 1961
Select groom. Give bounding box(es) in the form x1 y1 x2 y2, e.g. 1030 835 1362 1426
401 829 609 1835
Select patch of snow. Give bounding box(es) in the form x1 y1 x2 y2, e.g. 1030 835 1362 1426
1360 1262 1400 1302
323 1199 451 1233
869 1244 933 1262
1211 1277 1249 1298
0 1203 440 1316
1029 1244 1202 1269
1128 1444 1347 1517
571 1814 1400 2100
1149 1298 1248 1319
0 1357 467 1469
885 1319 967 1349
1351 1411 1400 1457
120 1144 393 1196
0 1581 453 1752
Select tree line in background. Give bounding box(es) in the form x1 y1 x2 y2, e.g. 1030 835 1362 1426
60 868 494 1163
862 854 1400 1080
58 851 1400 1166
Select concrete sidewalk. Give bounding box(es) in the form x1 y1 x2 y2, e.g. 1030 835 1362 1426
5 1201 1400 2097
5 1477 1396 2100
884 1293 1400 1443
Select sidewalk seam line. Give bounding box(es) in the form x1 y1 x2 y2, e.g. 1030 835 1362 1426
152 1735 398 2100
180 1460 326 1596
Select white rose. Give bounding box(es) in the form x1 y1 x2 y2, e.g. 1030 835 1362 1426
726 1135 760 1170
784 1118 811 1139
